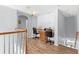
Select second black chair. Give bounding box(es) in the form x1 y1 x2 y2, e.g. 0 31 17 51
45 29 54 45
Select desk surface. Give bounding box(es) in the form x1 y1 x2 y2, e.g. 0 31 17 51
37 28 55 31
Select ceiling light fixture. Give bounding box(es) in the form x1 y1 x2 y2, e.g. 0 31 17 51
26 6 38 16
31 11 38 16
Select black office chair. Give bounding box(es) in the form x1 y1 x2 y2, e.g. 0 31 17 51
33 27 39 39
45 29 54 45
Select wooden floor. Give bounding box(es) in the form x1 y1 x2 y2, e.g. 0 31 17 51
27 38 78 54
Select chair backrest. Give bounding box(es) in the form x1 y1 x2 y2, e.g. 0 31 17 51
44 28 46 31
45 29 54 37
44 28 48 31
33 27 37 34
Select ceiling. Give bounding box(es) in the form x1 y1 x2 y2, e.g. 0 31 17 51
58 5 79 17
6 5 79 16
6 5 58 16
24 5 58 16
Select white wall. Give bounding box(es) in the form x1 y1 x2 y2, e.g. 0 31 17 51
0 6 17 54
58 10 65 44
17 11 28 28
0 6 17 32
17 16 26 29
37 9 58 46
76 12 79 50
17 11 38 38
37 10 57 28
77 12 79 31
58 10 77 47
27 16 38 38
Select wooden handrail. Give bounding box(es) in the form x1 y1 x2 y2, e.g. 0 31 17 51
0 29 27 35
0 28 27 54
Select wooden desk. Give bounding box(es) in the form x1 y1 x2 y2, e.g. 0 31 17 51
37 28 55 43
37 28 46 42
39 31 47 42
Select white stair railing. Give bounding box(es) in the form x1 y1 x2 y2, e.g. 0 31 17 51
0 29 27 54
